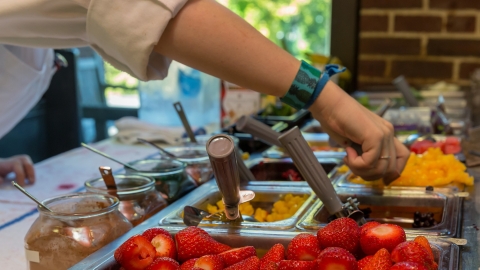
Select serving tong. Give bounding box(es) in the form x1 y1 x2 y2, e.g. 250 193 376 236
237 116 366 225
183 135 256 226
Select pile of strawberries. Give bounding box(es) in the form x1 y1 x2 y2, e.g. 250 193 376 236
114 217 438 270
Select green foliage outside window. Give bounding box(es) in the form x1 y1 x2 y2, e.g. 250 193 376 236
219 0 331 59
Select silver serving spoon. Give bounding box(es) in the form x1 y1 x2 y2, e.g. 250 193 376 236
12 181 53 212
183 205 257 227
81 143 139 171
137 138 179 160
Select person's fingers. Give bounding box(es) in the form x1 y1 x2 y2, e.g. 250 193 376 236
12 161 26 186
394 137 410 174
20 155 35 184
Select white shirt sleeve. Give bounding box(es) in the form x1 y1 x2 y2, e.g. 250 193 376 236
0 0 188 81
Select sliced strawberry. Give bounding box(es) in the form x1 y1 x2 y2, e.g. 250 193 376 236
180 259 198 270
225 256 260 270
219 246 256 266
316 247 356 270
363 248 392 270
360 221 381 235
146 257 180 270
391 241 436 270
445 137 460 146
317 217 360 254
410 140 434 154
193 254 224 270
151 234 177 259
142 228 172 242
414 236 434 262
390 261 430 270
357 255 373 270
444 144 461 154
114 235 156 270
175 227 231 262
286 233 321 261
259 243 285 269
360 223 406 255
277 260 317 270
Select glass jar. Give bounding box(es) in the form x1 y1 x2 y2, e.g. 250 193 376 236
24 193 132 270
164 143 214 186
85 174 167 226
125 159 190 202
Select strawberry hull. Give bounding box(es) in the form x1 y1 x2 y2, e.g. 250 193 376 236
71 229 459 270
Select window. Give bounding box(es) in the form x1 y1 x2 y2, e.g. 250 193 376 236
219 0 332 58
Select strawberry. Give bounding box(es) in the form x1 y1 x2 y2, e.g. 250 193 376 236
175 227 231 262
146 257 180 270
363 248 392 270
225 256 260 270
180 259 198 270
316 247 356 270
193 255 225 270
360 221 381 235
357 255 373 270
391 241 436 270
390 261 430 270
114 235 156 270
360 223 406 255
277 260 317 270
413 236 434 262
151 234 177 259
259 244 285 269
219 246 256 266
317 217 360 254
261 261 278 270
143 228 172 242
286 233 321 261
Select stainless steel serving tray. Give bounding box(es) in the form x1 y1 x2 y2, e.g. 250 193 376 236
262 133 347 159
246 157 342 182
335 171 466 193
297 187 462 237
71 228 460 270
159 182 315 231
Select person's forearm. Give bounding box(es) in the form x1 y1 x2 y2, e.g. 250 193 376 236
154 0 299 97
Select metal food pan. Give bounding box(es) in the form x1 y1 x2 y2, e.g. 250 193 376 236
71 228 459 270
246 157 341 182
159 184 315 231
297 188 461 237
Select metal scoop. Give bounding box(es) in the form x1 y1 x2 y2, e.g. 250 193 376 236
183 205 257 227
81 143 139 171
278 126 366 225
137 138 179 160
12 181 53 212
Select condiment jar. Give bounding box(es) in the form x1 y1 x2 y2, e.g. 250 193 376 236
24 193 132 270
85 174 167 226
164 143 214 186
125 159 190 202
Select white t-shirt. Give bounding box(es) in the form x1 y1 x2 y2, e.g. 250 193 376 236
0 46 56 139
0 0 188 81
0 0 187 139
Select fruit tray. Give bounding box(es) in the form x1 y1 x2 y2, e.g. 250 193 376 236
159 182 315 230
246 157 341 182
335 171 466 193
297 188 462 237
261 133 347 159
71 228 460 270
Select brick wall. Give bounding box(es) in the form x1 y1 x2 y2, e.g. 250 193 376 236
357 0 480 89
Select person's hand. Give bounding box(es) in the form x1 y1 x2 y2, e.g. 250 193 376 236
0 155 35 186
309 81 410 183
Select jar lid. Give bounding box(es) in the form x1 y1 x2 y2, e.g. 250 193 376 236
39 193 119 218
126 159 186 174
85 174 155 196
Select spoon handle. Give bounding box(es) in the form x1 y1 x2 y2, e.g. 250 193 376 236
137 138 177 159
12 181 53 212
173 102 197 143
81 143 138 171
